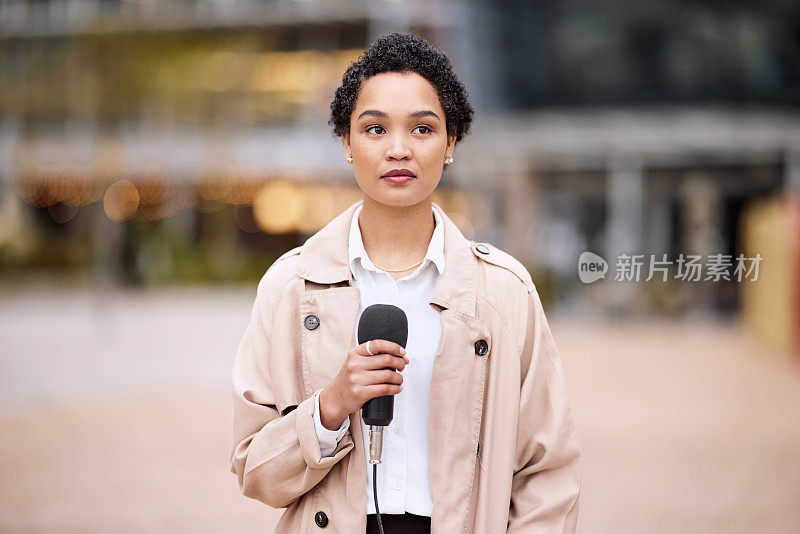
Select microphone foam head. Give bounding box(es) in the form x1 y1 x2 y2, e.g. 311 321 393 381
357 303 408 348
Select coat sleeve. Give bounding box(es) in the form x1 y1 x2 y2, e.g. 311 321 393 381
507 285 582 533
229 273 355 509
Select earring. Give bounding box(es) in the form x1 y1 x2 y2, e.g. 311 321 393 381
346 154 353 164
444 155 453 165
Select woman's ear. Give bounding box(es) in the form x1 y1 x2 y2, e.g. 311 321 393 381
446 133 457 159
342 132 351 156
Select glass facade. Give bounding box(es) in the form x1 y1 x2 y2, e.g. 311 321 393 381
488 0 800 108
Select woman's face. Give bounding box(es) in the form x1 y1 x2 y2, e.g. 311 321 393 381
343 71 456 208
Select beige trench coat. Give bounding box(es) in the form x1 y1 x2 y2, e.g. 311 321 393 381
230 200 581 533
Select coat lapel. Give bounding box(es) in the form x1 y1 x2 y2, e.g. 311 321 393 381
427 206 490 533
296 201 357 286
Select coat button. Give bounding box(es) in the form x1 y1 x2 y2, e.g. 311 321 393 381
475 243 490 254
474 339 489 356
314 511 328 528
304 314 319 330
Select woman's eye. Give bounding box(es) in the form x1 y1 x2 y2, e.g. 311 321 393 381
366 125 431 135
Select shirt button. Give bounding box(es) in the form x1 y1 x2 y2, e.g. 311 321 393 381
394 426 401 434
392 481 401 491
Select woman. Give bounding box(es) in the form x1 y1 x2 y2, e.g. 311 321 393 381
230 32 581 534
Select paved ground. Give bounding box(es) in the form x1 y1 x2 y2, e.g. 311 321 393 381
1 288 799 533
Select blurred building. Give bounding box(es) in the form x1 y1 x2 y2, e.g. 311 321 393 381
1 0 799 340
0 0 481 287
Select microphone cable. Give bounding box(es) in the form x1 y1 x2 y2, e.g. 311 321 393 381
373 463 385 534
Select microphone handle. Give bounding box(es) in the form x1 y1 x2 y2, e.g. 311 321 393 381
362 394 393 426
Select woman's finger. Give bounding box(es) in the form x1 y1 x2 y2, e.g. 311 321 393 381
354 339 406 358
362 383 403 400
361 353 407 371
362 369 403 386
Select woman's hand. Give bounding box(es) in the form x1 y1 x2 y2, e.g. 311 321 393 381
319 339 409 430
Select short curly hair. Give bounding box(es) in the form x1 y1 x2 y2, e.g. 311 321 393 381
329 32 474 143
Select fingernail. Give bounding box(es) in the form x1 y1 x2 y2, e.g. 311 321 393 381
400 348 406 354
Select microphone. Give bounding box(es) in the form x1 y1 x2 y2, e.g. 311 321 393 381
357 303 408 465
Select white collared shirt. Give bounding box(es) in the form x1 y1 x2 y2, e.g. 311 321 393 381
311 202 445 517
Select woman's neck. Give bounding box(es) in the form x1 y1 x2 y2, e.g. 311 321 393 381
358 195 435 272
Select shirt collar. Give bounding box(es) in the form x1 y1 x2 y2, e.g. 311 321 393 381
297 200 479 317
348 203 446 277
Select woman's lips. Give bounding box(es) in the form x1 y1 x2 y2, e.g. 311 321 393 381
381 175 415 184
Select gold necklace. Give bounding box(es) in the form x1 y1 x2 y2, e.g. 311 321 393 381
371 256 426 273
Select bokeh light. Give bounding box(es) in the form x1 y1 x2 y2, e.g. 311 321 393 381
103 179 140 222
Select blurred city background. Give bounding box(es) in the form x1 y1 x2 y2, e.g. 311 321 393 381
1 0 799 532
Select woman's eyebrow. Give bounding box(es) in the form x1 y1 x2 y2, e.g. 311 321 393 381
409 110 441 120
357 109 441 121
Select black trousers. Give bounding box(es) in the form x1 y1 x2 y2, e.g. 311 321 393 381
366 513 431 534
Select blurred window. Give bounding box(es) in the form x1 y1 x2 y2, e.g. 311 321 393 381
490 0 800 107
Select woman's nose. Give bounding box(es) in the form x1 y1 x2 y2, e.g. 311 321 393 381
385 133 412 160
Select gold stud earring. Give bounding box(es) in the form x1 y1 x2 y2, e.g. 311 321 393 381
346 154 353 164
444 155 453 165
